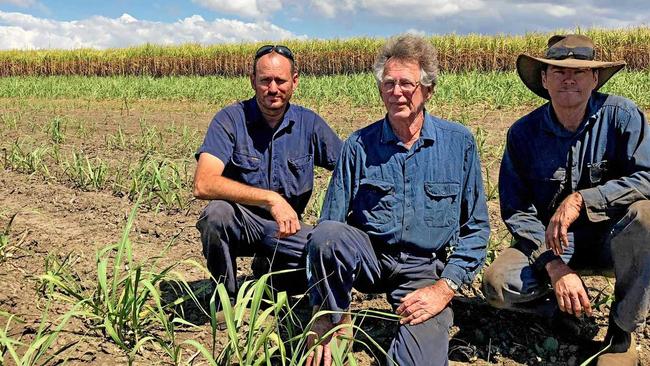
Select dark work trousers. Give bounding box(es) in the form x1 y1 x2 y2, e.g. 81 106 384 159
307 220 454 366
196 200 311 302
483 200 650 332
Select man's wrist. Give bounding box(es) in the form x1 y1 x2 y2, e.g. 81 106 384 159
441 277 459 293
572 192 584 209
544 258 564 272
264 191 281 208
545 258 572 283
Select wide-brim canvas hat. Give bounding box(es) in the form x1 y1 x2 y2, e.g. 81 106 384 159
517 34 626 99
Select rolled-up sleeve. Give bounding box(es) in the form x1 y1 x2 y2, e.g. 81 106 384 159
580 106 650 222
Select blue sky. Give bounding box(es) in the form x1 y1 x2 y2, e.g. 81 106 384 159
0 0 648 49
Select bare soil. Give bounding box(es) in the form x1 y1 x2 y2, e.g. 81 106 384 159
0 98 647 365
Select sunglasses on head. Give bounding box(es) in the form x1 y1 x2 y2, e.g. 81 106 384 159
546 46 595 60
254 45 294 62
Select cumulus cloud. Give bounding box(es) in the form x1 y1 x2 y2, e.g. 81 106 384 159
192 0 283 19
303 0 649 33
307 0 484 19
0 11 303 50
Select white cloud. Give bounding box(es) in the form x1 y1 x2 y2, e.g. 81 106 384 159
514 3 576 17
307 0 485 18
0 0 39 7
298 0 649 34
0 11 303 50
310 0 356 18
404 28 428 37
192 0 283 19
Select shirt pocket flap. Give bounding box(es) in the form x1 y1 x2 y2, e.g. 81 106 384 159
424 182 460 197
288 154 313 169
231 152 260 171
359 178 394 194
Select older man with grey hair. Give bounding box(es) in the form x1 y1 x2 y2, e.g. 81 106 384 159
304 34 490 366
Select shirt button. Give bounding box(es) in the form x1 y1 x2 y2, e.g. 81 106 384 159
405 225 410 231
406 202 411 207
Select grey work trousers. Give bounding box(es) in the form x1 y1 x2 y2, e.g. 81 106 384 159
307 220 454 366
483 200 650 332
196 200 311 301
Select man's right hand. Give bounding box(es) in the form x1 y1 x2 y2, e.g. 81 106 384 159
267 192 301 238
545 259 592 317
305 309 352 366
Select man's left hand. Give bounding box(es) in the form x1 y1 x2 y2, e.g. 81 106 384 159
545 192 583 256
396 280 454 326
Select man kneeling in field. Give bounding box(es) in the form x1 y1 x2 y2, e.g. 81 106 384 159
483 34 650 366
305 34 490 366
192 45 342 326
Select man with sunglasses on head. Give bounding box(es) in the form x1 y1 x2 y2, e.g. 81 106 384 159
483 34 650 366
305 34 490 366
193 45 342 325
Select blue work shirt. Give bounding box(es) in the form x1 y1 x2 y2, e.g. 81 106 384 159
196 97 343 218
500 92 650 269
320 112 490 287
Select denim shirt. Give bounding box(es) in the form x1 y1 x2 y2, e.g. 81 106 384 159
320 112 490 287
500 92 650 269
196 97 343 218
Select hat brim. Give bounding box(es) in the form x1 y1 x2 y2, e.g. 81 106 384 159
516 54 626 99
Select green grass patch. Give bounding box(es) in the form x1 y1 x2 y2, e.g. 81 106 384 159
1 71 649 109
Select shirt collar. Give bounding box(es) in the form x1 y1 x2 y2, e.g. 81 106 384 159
541 93 599 137
380 110 436 145
246 97 295 132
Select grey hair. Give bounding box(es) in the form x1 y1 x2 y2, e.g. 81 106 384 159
373 34 438 88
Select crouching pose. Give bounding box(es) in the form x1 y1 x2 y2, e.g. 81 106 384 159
193 45 342 323
483 34 650 366
305 34 490 366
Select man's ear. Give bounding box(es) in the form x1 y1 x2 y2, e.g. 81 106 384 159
424 84 434 101
541 70 548 90
292 72 299 89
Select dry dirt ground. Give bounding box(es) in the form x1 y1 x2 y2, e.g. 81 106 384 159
0 98 648 365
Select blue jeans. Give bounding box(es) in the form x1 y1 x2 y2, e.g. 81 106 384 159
483 200 650 332
196 200 311 300
307 220 453 366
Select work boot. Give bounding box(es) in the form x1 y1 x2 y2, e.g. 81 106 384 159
251 256 271 278
596 334 638 366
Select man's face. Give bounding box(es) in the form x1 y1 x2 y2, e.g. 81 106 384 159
542 65 598 110
380 58 431 122
250 53 298 115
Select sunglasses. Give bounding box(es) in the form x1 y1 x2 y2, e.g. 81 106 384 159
254 45 294 62
546 46 595 60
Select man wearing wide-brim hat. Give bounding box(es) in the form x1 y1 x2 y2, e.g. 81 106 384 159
483 34 650 366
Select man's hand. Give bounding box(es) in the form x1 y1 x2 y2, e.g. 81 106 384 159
305 309 351 366
396 280 454 326
546 192 583 255
546 259 592 317
267 193 301 238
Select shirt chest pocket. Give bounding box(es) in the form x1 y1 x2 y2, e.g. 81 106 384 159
423 182 460 227
287 154 314 192
230 151 263 186
352 178 396 229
